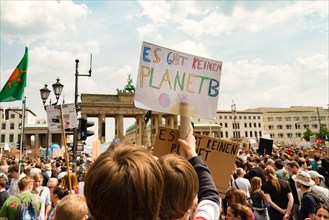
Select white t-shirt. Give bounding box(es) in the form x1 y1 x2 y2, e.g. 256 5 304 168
233 177 251 198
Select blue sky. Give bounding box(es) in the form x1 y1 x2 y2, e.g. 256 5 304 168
0 1 328 144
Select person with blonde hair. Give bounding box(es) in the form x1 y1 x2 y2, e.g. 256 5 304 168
55 194 88 220
250 176 269 220
32 173 51 220
0 176 41 220
234 189 254 220
84 142 164 220
263 167 293 220
158 128 220 220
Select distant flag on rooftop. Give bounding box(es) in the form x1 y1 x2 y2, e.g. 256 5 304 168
0 47 28 102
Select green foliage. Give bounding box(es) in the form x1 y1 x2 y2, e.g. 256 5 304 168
303 128 315 141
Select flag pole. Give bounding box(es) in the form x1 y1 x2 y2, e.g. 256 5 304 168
18 96 26 176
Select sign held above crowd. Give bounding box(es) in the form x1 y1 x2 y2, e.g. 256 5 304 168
134 42 222 120
154 126 239 198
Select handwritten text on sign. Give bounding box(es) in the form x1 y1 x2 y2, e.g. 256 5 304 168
153 126 238 197
134 42 222 119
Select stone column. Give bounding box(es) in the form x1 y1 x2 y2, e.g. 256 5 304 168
98 114 105 143
151 113 162 146
135 115 143 146
115 115 124 142
34 134 40 149
165 115 175 128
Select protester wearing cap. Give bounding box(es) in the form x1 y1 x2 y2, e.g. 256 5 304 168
309 171 326 188
292 170 318 220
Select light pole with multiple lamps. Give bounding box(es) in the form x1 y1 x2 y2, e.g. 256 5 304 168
231 100 237 141
40 78 64 158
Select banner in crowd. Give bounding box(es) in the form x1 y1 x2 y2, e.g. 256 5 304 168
134 42 222 119
153 126 239 198
46 103 78 132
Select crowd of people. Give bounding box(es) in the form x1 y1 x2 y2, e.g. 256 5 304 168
0 129 327 220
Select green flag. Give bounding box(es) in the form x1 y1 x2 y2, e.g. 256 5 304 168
0 47 28 102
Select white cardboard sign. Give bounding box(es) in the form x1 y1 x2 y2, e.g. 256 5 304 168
134 42 222 119
46 104 78 132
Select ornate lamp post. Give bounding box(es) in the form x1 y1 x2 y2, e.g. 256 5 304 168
40 78 64 158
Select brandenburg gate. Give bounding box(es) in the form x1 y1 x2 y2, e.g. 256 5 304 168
79 90 178 146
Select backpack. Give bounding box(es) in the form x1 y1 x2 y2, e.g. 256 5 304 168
15 195 38 220
305 190 329 207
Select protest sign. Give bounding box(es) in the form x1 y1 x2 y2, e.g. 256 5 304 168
154 126 239 198
134 42 222 119
92 140 100 160
46 104 78 132
258 138 273 155
52 149 63 158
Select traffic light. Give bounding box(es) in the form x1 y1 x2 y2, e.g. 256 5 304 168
79 118 94 141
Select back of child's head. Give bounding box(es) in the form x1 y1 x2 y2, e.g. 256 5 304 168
55 194 88 220
84 143 164 220
158 153 198 220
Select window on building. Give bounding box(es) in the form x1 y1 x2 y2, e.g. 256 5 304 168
245 123 247 128
237 123 240 129
322 124 327 128
311 116 317 121
233 123 235 129
320 116 325 120
250 131 253 137
302 116 308 121
9 134 14 142
294 116 300 121
253 116 256 119
285 117 291 121
225 123 228 128
277 125 283 129
295 124 300 129
10 114 15 119
296 133 302 137
244 116 247 119
239 116 242 119
18 123 21 129
249 116 251 120
268 117 273 121
219 116 222 119
254 123 256 127
303 124 309 129
220 132 223 138
249 123 252 128
270 134 274 138
259 131 262 137
225 131 228 138
312 124 318 129
19 114 22 119
10 123 14 129
286 124 292 129
258 116 260 120
17 134 21 142
1 123 5 129
268 125 274 130
220 123 222 126
276 117 282 121
245 131 248 137
254 131 258 137
224 116 227 119
258 123 261 127
287 133 293 138
229 116 232 119
278 133 284 138
0 135 5 142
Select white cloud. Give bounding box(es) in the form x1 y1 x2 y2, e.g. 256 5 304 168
1 0 89 44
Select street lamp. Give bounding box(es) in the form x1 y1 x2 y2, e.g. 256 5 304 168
231 100 237 141
40 77 64 158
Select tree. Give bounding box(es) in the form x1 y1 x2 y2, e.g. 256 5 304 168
315 126 329 140
303 128 315 141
